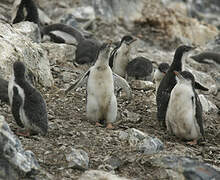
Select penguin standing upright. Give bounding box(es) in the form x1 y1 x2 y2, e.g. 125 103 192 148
156 45 204 127
65 42 132 129
109 35 136 78
8 61 48 136
153 62 170 93
41 23 101 65
166 71 204 144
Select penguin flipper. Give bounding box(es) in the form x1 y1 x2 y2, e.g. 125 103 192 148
65 70 90 94
12 87 24 128
195 94 205 138
113 73 132 100
157 90 170 127
195 81 209 91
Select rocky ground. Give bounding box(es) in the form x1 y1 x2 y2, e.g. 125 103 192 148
0 0 220 179
1 58 219 180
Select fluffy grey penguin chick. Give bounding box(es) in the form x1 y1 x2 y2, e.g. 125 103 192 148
8 61 48 136
126 56 154 81
153 62 170 93
166 71 204 145
65 42 132 129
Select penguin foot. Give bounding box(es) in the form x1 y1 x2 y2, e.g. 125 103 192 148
106 123 114 129
16 129 30 137
95 122 103 127
187 139 197 145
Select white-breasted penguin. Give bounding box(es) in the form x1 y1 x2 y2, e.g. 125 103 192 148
109 35 136 78
126 56 153 81
166 71 204 144
41 23 101 65
65 42 132 129
8 61 48 136
156 45 208 128
153 62 170 93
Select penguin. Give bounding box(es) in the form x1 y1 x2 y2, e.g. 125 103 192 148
126 56 153 81
166 71 204 144
12 0 39 25
8 61 48 136
156 45 208 127
65 42 132 129
109 35 136 78
41 23 101 65
153 62 170 93
0 77 9 104
190 52 220 65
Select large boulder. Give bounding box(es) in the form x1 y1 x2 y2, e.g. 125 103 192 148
0 115 40 180
0 22 53 87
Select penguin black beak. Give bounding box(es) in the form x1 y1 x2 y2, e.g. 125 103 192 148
189 46 197 52
128 38 137 45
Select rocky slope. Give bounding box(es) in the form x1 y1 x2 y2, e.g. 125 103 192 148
0 0 219 179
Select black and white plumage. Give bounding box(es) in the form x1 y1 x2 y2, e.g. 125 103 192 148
109 35 136 78
156 45 197 127
166 71 204 144
13 0 39 24
41 23 101 65
65 42 131 128
153 63 170 93
126 56 153 81
8 61 48 136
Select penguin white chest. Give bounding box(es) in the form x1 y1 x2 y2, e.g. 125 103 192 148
154 69 164 92
87 66 116 116
113 47 130 78
88 66 114 98
166 84 200 140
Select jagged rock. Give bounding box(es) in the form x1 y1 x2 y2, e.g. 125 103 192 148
130 80 154 91
62 71 73 83
101 156 123 171
78 170 130 180
138 137 164 155
0 115 40 180
41 42 76 65
0 22 53 87
65 147 89 170
59 6 96 32
119 128 164 154
0 0 15 23
13 21 41 43
79 0 144 26
199 94 218 112
151 155 220 180
124 110 141 123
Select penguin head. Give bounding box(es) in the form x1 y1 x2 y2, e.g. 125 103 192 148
174 71 195 87
118 35 136 54
158 63 170 74
98 42 112 59
13 61 26 79
174 45 196 62
121 35 137 45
